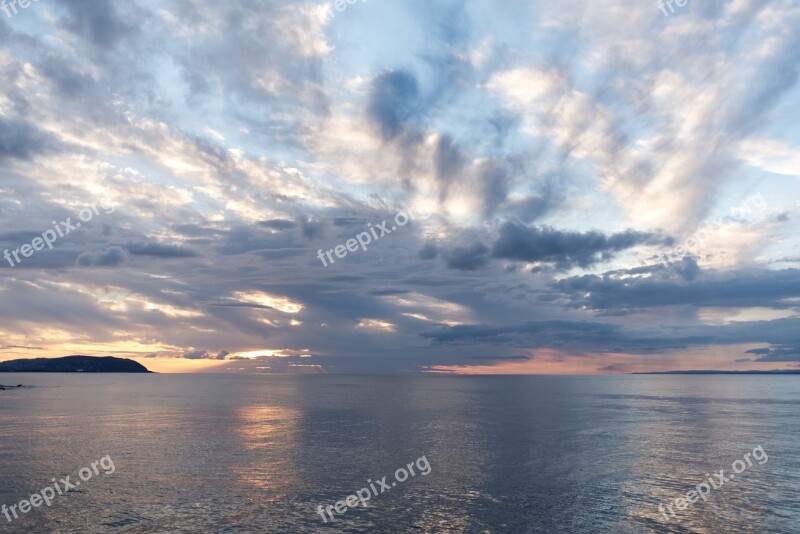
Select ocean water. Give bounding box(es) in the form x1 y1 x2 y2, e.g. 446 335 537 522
0 374 798 533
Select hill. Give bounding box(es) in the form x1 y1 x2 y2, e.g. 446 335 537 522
0 356 152 373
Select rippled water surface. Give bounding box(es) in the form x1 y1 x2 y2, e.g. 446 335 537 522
0 374 798 533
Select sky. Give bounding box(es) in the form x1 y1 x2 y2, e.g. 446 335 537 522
0 0 799 374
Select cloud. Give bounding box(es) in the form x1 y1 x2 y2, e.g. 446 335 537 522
555 267 800 312
75 246 128 267
477 159 510 216
259 219 297 230
443 242 491 271
419 315 800 362
125 241 198 258
505 186 560 224
0 119 60 160
59 0 136 49
367 70 421 141
487 2 800 238
434 134 466 202
418 243 438 260
419 319 695 355
491 222 659 270
745 345 800 362
299 216 325 240
183 349 230 360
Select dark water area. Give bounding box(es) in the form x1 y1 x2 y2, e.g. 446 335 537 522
0 374 797 533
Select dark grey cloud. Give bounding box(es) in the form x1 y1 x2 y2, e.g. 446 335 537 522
419 315 800 362
76 246 128 267
367 70 420 140
0 119 60 160
420 319 701 354
674 256 702 282
254 248 308 260
125 241 198 258
0 231 46 244
478 160 510 216
421 320 616 344
37 54 95 99
183 349 230 360
443 242 490 271
434 134 465 201
492 222 660 270
59 0 136 48
504 177 562 224
555 267 800 312
744 348 769 355
259 219 297 230
746 345 800 362
333 217 364 227
183 350 207 360
418 243 439 260
299 217 325 240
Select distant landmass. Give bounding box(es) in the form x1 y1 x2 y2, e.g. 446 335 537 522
634 370 800 375
0 356 152 373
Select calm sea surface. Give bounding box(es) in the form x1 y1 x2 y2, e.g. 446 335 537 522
0 374 798 533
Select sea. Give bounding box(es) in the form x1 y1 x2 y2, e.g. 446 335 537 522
0 374 798 533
